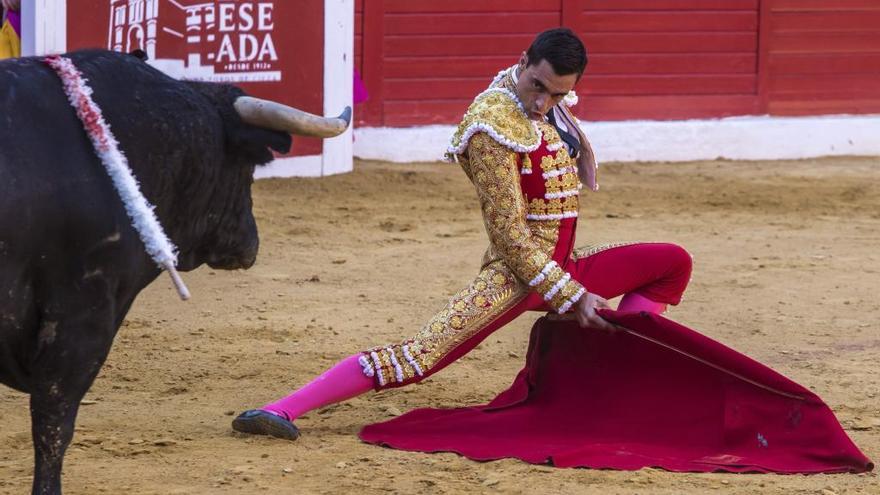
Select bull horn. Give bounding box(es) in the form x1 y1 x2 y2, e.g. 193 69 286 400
234 96 352 138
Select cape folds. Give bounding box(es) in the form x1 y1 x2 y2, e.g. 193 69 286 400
361 312 873 474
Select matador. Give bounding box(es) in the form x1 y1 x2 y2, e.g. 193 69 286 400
233 28 693 440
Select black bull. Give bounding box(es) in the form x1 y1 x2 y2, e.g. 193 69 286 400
0 50 349 494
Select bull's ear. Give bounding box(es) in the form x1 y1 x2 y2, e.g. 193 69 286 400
128 49 149 61
226 127 292 166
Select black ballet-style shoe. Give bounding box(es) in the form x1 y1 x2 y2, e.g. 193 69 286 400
232 409 301 440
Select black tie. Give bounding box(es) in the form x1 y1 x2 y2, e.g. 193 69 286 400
546 108 581 159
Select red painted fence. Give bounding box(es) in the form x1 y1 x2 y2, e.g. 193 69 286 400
354 0 880 126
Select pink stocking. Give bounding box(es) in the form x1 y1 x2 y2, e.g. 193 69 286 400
618 292 667 314
262 354 374 421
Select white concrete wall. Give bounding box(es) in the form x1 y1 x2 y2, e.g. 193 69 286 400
21 0 66 56
320 0 354 176
354 115 880 164
255 0 354 179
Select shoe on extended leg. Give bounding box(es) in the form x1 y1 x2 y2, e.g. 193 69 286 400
232 409 300 440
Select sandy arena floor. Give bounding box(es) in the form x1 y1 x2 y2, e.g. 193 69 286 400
1 157 878 494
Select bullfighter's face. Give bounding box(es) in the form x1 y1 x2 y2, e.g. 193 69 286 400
514 55 578 121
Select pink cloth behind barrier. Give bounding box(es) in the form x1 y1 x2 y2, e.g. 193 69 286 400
7 10 19 37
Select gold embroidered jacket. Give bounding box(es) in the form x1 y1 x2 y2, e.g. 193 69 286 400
446 68 586 314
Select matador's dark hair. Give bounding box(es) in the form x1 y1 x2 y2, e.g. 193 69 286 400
525 28 588 80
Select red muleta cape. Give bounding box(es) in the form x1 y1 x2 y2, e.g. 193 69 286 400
360 311 873 473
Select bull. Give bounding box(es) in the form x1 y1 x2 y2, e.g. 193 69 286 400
0 49 351 495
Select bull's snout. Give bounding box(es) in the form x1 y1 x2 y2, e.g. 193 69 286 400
207 238 258 270
239 239 259 269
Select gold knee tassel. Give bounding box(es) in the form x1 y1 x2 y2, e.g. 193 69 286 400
521 153 533 174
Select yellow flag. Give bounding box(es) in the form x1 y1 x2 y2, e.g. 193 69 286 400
0 18 21 60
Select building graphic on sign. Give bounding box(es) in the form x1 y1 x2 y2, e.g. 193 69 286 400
107 0 281 82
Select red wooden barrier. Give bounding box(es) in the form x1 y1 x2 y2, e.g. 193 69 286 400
356 0 879 125
762 0 880 115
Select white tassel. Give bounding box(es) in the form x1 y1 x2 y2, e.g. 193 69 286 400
544 273 571 302
386 347 405 384
358 354 375 377
370 351 386 386
529 260 559 287
545 189 581 199
402 344 424 377
558 287 586 314
526 211 579 221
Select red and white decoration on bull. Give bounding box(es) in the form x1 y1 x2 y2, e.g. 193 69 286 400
44 55 191 301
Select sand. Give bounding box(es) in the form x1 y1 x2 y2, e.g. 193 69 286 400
1 157 878 494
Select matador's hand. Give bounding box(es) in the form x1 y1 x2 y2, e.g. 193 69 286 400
574 292 617 332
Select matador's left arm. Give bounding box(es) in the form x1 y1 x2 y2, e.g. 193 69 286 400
468 132 585 313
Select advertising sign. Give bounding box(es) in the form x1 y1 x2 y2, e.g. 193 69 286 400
68 0 326 157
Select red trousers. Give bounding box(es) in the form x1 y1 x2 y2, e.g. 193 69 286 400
375 242 693 390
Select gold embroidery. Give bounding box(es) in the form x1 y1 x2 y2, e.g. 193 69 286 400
465 133 555 286
538 144 570 171
366 261 526 386
462 135 581 309
528 197 579 217
364 69 602 387
536 121 562 150
463 133 582 312
572 242 640 260
552 277 585 310
521 153 533 174
534 263 566 296
447 91 538 158
528 221 562 249
539 147 578 196
544 174 580 198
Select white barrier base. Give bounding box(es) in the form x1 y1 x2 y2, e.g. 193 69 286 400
255 155 324 179
353 115 880 164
